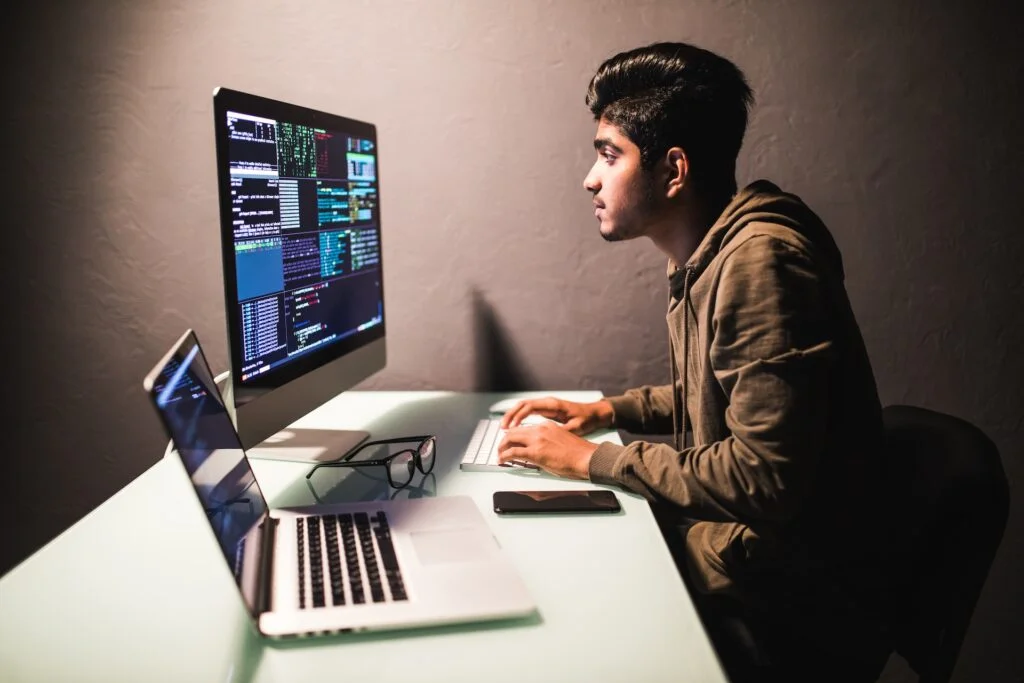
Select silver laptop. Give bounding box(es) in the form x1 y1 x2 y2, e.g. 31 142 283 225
144 329 535 638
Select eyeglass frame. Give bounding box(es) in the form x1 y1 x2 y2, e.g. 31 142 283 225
305 435 437 489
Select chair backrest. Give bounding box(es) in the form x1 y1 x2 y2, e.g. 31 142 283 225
882 404 1009 683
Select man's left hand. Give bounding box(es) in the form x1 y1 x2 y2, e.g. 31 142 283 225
496 422 598 479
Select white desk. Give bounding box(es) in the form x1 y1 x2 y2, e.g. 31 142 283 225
0 391 727 683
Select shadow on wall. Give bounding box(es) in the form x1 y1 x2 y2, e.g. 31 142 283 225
472 289 538 392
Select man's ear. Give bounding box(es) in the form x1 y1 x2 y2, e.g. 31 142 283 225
663 147 688 199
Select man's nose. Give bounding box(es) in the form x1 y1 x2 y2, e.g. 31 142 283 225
583 166 600 193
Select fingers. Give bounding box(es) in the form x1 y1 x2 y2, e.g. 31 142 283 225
562 417 586 435
496 440 543 471
497 426 532 453
500 459 540 470
496 445 531 465
497 425 540 463
501 397 564 428
500 401 529 429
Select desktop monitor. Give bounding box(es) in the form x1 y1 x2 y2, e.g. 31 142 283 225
212 87 385 462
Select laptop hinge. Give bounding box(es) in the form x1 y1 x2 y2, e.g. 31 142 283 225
255 515 278 615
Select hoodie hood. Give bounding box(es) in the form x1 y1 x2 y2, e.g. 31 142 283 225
665 179 849 450
670 180 845 299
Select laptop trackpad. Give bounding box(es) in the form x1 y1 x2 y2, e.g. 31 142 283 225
410 528 493 565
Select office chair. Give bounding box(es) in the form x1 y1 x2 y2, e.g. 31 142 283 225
880 404 1009 683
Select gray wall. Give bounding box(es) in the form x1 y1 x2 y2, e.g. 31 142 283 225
4 0 1021 679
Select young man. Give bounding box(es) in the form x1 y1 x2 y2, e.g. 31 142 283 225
498 43 892 680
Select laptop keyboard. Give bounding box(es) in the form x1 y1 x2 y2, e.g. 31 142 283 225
296 511 407 609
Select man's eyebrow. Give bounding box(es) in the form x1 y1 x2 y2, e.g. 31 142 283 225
593 137 624 154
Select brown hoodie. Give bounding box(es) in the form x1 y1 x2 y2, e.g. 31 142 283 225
589 180 888 631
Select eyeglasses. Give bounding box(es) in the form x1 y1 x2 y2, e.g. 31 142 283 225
305 435 437 489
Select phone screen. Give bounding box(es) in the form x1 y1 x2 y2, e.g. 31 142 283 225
492 489 620 514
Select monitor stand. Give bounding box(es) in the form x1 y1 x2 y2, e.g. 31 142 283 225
216 372 369 464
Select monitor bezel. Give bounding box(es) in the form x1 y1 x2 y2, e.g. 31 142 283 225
212 87 387 397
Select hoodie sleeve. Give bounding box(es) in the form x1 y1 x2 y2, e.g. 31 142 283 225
589 235 832 523
604 385 677 435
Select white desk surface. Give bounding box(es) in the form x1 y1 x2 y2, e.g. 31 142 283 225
0 391 726 683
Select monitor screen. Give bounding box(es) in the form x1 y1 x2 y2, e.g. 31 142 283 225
213 89 386 452
216 90 384 387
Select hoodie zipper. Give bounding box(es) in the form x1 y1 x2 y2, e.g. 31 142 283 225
680 266 694 451
669 265 695 452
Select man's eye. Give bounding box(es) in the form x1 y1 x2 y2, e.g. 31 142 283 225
601 151 616 163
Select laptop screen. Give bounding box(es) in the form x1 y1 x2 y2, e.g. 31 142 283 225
145 330 268 616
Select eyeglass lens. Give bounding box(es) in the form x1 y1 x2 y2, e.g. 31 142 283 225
388 450 416 487
418 438 436 474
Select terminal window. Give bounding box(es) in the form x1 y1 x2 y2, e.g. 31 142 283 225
225 112 383 382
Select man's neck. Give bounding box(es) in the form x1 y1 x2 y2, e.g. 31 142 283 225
648 195 729 268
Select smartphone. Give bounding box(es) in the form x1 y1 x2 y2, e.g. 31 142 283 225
492 489 621 514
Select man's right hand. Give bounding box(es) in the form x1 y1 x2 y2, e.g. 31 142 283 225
499 397 614 436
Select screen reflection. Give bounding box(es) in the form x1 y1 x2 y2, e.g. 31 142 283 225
151 336 268 616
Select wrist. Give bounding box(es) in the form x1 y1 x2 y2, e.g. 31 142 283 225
593 399 614 429
577 441 599 479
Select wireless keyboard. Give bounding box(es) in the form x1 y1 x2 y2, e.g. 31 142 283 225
459 417 550 471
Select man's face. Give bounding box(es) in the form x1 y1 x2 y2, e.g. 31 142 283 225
583 119 660 242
